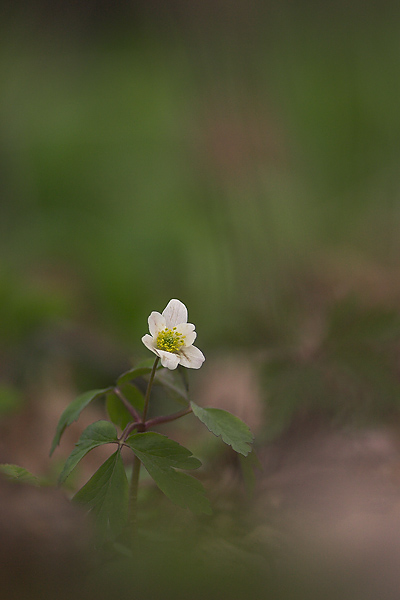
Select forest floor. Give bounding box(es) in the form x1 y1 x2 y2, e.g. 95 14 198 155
253 418 400 599
2 359 400 599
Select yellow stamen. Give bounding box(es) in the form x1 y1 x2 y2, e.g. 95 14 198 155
156 328 185 353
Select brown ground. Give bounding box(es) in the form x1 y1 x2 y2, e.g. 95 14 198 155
253 419 400 599
2 359 400 599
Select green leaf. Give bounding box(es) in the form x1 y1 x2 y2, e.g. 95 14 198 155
143 467 211 515
116 358 160 386
50 388 110 456
58 421 118 484
106 393 131 429
73 450 129 538
126 432 201 470
106 384 144 429
190 402 254 456
126 432 211 515
0 464 40 486
106 392 128 429
155 368 189 405
119 383 144 412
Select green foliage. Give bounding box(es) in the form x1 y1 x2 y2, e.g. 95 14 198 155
119 383 144 412
116 359 159 386
73 450 129 539
126 433 211 515
126 432 201 470
58 420 118 484
143 467 211 516
0 464 40 486
190 402 254 456
106 392 130 429
106 385 144 428
50 388 111 456
155 368 189 405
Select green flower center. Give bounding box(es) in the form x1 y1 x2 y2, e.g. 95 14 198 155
156 327 185 353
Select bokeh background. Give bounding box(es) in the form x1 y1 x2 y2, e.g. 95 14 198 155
2 1 400 598
2 0 400 432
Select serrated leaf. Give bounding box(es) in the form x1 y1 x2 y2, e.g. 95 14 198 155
0 464 40 486
126 432 201 470
190 402 254 456
126 432 211 514
58 421 118 484
116 358 160 386
73 450 129 538
50 388 110 456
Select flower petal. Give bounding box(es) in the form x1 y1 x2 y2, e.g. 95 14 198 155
179 345 205 369
162 299 188 328
175 322 196 346
142 334 160 357
157 349 180 370
183 331 197 347
148 311 166 337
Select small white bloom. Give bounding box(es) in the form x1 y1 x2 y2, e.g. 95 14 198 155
142 299 205 370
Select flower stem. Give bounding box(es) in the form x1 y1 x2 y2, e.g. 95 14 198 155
129 454 141 534
145 406 192 430
120 420 140 442
129 356 159 534
113 387 141 422
141 357 159 423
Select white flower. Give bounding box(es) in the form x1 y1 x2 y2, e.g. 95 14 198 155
142 299 205 370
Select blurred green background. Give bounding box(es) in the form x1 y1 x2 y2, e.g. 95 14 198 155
2 0 400 434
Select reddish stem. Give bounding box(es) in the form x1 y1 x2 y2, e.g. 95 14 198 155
113 387 141 422
144 407 192 430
